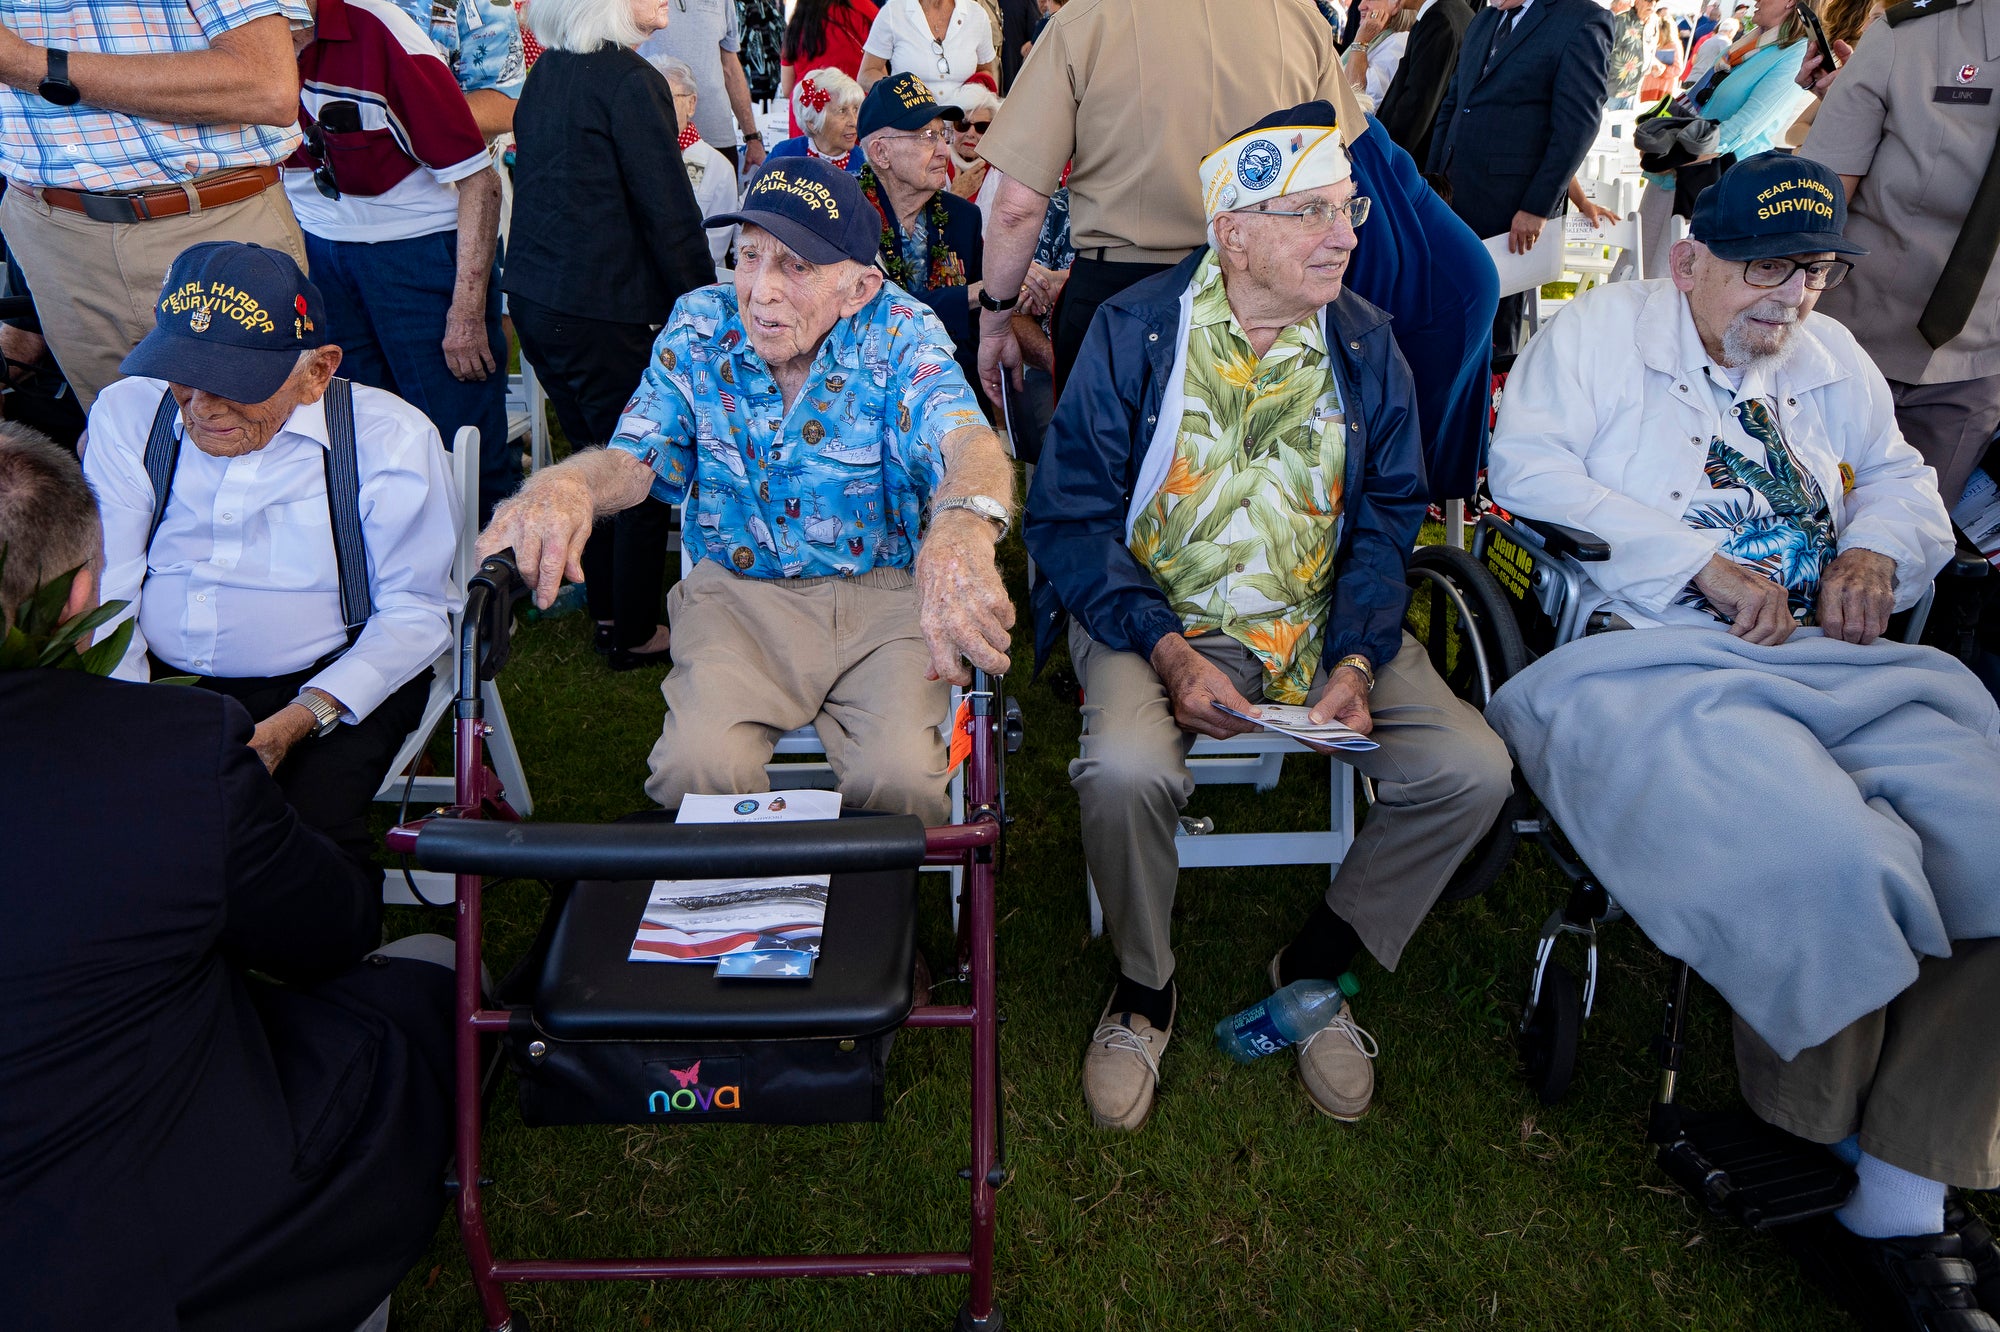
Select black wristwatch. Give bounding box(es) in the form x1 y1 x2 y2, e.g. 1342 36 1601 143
977 287 1020 312
38 49 80 107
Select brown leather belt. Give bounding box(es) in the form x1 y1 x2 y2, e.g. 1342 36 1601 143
31 165 280 224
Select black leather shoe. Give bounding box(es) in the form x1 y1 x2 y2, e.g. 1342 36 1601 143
607 643 673 671
1787 1216 2000 1332
1947 1198 2000 1316
593 623 614 655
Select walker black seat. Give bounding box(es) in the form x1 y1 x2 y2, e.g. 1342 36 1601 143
533 812 919 1042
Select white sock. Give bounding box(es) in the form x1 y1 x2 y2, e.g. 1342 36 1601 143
1836 1150 1948 1239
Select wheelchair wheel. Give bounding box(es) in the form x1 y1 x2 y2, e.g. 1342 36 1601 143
1519 961 1580 1105
1405 545 1530 901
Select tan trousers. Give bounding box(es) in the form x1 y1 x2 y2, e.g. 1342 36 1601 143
646 561 952 825
1735 937 2000 1187
1886 374 2000 509
1 182 308 410
1069 625 1515 990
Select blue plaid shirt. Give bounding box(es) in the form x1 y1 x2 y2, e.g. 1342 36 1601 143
391 0 524 96
0 0 310 189
610 283 986 580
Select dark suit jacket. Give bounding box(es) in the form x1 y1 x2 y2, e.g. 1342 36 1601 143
880 188 984 376
1376 0 1474 168
1424 0 1614 239
0 670 446 1332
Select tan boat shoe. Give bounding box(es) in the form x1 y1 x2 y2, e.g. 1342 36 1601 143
1083 991 1174 1132
1269 951 1378 1121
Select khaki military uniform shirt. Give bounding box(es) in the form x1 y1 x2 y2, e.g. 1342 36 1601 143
976 0 1352 263
1804 0 2000 385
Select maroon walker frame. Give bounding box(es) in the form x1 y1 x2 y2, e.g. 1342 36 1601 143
387 555 1008 1332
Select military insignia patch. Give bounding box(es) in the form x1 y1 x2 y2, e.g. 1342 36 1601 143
660 347 677 369
733 545 756 569
826 374 845 392
190 307 212 333
802 419 825 445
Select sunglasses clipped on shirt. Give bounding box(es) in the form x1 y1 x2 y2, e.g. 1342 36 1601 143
301 121 339 201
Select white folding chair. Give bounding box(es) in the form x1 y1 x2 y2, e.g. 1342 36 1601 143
377 424 534 905
1084 737 1358 938
493 138 554 476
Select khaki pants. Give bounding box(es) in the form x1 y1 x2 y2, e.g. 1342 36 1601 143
1886 374 2000 510
1069 625 1515 990
1735 937 2000 1188
646 561 952 825
1 182 307 410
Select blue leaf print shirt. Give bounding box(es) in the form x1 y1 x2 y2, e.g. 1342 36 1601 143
1675 367 1836 624
397 0 525 96
609 282 987 579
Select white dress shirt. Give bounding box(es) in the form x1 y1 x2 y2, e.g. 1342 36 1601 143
84 376 460 723
1487 278 1952 625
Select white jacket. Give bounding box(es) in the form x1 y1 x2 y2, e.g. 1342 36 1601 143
1488 278 1953 624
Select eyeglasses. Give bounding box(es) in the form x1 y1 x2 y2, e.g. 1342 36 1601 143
301 121 339 200
1741 256 1852 291
956 119 992 133
930 37 951 76
881 127 949 147
1246 195 1372 232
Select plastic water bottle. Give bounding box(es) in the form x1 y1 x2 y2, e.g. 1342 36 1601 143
1213 974 1362 1063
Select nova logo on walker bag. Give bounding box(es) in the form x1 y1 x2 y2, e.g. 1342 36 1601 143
644 1056 744 1115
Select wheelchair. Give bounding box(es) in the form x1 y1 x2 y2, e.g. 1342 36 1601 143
385 553 1017 1332
1400 506 1992 1233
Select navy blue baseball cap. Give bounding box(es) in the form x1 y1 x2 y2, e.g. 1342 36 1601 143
1689 151 1869 262
709 158 881 265
121 242 330 402
856 71 961 142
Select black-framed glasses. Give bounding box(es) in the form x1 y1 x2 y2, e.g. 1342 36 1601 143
1742 256 1852 291
1247 195 1372 232
955 118 992 133
301 122 339 200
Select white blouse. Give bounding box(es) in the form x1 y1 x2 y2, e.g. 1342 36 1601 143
863 0 995 108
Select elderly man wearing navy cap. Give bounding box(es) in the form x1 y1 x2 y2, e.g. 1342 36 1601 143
479 157 1014 827
1489 153 2000 1329
83 240 459 869
853 72 985 373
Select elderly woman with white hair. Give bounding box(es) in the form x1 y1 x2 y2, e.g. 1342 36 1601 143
943 78 998 202
649 52 742 273
767 66 865 174
502 0 716 668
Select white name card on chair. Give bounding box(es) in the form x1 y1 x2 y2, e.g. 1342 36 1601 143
1483 230 1566 300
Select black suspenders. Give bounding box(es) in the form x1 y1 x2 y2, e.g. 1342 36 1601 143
142 378 373 633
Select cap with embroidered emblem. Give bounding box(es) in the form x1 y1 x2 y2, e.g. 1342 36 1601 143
120 242 330 403
1689 150 1870 262
856 70 962 141
707 157 881 265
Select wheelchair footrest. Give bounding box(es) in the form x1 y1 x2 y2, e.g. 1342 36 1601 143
1655 1109 1856 1231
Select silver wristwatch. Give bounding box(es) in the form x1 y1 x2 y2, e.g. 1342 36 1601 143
932 495 1010 538
293 690 344 739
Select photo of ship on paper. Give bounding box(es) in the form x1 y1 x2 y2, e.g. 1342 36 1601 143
628 875 830 963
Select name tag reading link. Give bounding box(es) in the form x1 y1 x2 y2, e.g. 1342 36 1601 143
1934 86 1994 104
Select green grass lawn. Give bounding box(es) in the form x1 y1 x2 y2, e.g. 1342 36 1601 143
377 534 1896 1331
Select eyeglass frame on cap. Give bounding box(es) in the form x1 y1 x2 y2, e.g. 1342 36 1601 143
300 121 340 201
1739 255 1852 291
1241 195 1372 232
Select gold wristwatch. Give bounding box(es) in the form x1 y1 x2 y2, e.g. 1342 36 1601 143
1333 654 1376 692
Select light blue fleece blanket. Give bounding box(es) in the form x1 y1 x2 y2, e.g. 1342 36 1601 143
1486 627 2000 1060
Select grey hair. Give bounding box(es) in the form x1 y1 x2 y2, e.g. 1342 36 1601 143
649 52 699 96
521 0 645 54
793 66 864 138
0 423 101 631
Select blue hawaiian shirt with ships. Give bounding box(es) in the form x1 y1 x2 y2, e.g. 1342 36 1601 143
609 283 987 579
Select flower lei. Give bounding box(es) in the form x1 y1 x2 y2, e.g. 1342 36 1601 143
858 163 964 290
678 123 700 152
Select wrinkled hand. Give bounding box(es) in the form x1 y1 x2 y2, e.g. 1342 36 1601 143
978 311 1026 401
476 470 596 609
1306 665 1374 736
1577 198 1619 229
743 138 767 168
249 701 318 773
950 159 988 200
0 322 47 385
1817 547 1896 645
1692 554 1798 645
914 510 1014 684
1021 262 1067 319
1796 40 1852 97
1151 634 1262 740
1508 210 1547 255
442 304 496 382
